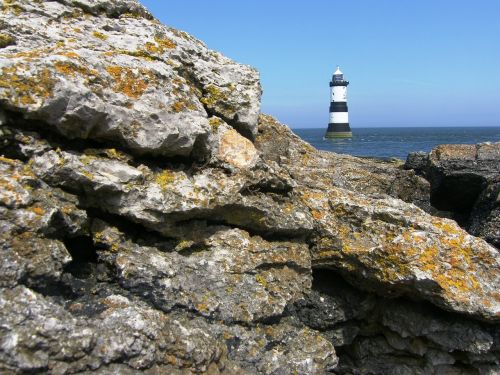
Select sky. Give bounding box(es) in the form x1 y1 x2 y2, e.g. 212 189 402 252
139 0 500 128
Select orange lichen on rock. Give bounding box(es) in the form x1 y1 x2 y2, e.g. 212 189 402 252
143 35 176 55
54 61 97 77
154 35 176 50
56 51 80 59
0 63 55 106
171 100 196 113
105 65 154 98
217 128 259 169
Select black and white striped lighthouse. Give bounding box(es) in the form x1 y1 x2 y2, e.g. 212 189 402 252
325 66 352 138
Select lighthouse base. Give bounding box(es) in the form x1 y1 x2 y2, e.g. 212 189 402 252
325 123 352 138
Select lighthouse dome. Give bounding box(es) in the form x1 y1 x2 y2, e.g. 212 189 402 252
333 66 344 81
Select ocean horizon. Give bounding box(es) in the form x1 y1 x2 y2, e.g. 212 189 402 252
291 126 500 160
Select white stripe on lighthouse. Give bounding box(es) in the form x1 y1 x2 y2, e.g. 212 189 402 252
329 112 349 123
331 86 347 102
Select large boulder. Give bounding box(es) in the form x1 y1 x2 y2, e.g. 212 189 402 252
0 0 261 159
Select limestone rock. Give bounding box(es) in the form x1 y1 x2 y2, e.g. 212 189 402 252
256 114 433 212
257 116 499 322
405 142 500 247
217 126 260 169
92 220 311 323
307 186 499 322
0 0 260 158
0 157 87 289
291 270 499 375
31 146 313 238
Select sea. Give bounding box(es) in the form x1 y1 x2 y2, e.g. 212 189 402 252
292 127 500 160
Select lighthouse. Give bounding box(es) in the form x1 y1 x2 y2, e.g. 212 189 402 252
325 66 352 138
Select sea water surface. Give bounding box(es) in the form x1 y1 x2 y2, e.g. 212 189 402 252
292 127 500 160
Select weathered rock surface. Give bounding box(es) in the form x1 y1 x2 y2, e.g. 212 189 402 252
92 220 311 323
290 270 500 375
258 115 500 322
0 1 499 374
0 0 261 159
405 143 500 247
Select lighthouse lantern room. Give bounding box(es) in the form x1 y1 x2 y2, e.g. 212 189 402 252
325 66 352 138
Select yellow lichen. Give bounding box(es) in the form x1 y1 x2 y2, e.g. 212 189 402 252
120 12 142 19
116 49 156 61
0 64 55 106
144 41 159 54
176 240 192 251
0 156 18 166
104 148 128 161
92 31 108 41
0 33 15 48
1 0 24 15
154 35 176 50
93 231 103 241
170 100 196 113
209 117 222 131
81 170 94 181
255 274 268 288
196 303 209 313
155 170 176 190
200 85 227 107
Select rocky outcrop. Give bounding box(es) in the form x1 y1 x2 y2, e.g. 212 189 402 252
1 1 499 374
405 143 500 248
0 0 261 159
289 270 500 375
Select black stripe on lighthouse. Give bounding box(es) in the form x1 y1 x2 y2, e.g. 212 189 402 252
329 102 348 112
327 123 351 132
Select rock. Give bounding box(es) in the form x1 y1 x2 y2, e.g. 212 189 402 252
255 119 500 321
92 220 311 323
30 145 313 238
217 125 259 169
307 186 499 322
405 143 500 247
405 151 429 172
0 157 88 290
469 182 500 248
0 286 231 374
290 269 499 375
256 114 434 212
0 0 261 158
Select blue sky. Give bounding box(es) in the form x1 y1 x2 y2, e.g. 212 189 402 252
139 0 500 128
